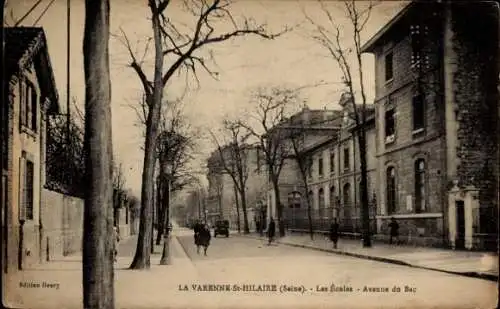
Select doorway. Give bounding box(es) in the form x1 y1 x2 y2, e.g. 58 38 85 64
455 201 465 249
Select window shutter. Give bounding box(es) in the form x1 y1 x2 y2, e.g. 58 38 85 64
19 156 26 221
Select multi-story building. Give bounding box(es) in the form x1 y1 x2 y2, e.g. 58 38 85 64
3 27 60 271
361 1 498 250
270 99 377 235
206 144 266 231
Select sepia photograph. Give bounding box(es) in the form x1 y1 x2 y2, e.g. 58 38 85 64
0 0 498 308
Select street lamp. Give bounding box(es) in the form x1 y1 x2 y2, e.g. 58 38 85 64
160 160 173 265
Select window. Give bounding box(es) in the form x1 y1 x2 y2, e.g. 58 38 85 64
329 186 336 208
330 151 335 173
343 147 350 170
385 52 393 81
414 159 426 213
318 157 323 177
21 158 34 220
386 167 397 214
307 157 313 178
288 192 301 209
412 95 425 132
19 80 37 132
318 188 325 218
385 109 395 142
343 183 351 218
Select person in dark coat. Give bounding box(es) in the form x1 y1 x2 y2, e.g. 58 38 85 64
388 217 399 245
198 224 211 256
267 217 276 245
329 218 339 249
193 220 202 253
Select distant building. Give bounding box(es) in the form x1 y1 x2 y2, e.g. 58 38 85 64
268 99 377 235
361 1 498 250
206 144 266 231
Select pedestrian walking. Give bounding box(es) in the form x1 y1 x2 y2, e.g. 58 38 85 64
388 217 399 245
113 226 120 262
193 220 202 253
198 224 211 256
329 218 339 249
267 217 276 245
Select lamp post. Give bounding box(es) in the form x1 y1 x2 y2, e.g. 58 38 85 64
160 161 172 265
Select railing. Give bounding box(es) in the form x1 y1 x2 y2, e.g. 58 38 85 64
284 204 377 235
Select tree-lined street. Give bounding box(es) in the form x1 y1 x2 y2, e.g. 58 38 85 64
5 227 497 309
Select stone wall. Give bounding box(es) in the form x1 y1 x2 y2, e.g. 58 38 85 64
40 188 84 260
450 3 499 249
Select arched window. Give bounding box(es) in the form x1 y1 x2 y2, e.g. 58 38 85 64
414 159 426 213
318 188 325 217
386 166 397 214
288 191 302 209
343 183 351 220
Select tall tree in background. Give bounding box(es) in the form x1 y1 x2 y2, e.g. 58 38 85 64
210 119 251 234
239 86 301 237
82 0 114 308
117 0 284 269
155 104 197 245
286 125 314 240
305 0 375 247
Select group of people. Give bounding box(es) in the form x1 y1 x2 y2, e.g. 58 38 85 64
193 221 211 256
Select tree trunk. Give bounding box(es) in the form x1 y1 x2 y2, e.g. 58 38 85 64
160 178 170 265
233 185 241 233
358 128 371 247
155 175 164 245
271 177 285 237
82 0 114 308
240 186 250 234
304 184 314 241
130 5 164 269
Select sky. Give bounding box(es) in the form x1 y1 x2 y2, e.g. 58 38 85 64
5 0 407 196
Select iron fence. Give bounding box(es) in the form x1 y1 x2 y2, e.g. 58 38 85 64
284 204 377 235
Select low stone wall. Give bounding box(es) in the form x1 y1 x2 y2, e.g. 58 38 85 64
40 188 84 260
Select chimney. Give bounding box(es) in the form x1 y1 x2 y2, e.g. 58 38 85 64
301 104 310 124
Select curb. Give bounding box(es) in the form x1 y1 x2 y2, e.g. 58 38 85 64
241 234 498 282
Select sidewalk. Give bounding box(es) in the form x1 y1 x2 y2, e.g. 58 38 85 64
4 231 201 309
238 230 499 282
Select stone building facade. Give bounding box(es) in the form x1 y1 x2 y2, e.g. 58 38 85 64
361 1 498 249
273 100 377 235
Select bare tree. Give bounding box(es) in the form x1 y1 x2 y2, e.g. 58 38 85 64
82 0 114 307
210 119 251 234
304 0 375 247
116 0 285 269
286 126 315 240
155 107 197 245
238 86 301 237
112 162 126 226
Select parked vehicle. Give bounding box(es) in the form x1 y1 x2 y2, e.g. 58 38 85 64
214 220 229 238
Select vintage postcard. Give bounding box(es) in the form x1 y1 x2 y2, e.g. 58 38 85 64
1 0 498 308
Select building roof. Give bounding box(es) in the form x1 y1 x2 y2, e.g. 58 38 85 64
360 1 415 53
5 27 59 113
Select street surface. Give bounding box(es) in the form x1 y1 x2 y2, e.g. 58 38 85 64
4 227 497 309
175 228 497 309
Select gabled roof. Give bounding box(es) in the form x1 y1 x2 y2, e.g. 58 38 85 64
5 27 59 114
